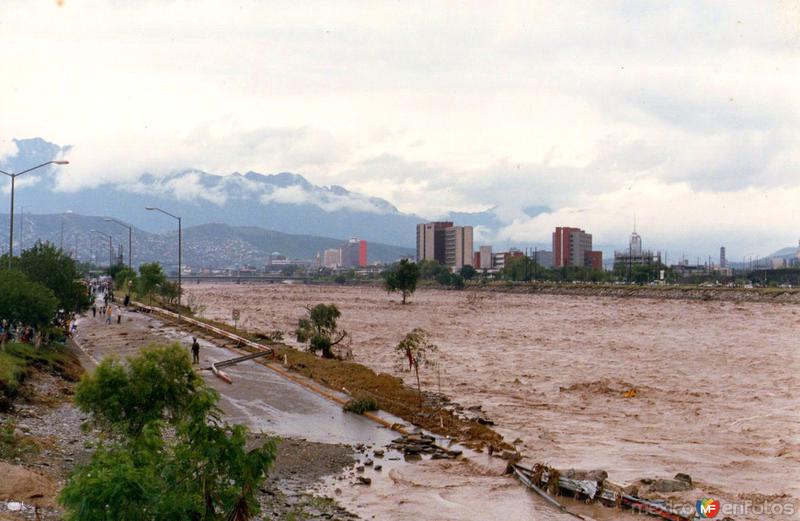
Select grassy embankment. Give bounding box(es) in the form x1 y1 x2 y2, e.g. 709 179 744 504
0 343 83 411
0 342 84 460
269 344 508 450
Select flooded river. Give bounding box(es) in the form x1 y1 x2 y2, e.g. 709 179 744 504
185 283 800 520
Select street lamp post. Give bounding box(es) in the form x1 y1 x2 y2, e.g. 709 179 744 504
90 229 113 269
0 160 69 268
105 217 133 271
145 207 182 320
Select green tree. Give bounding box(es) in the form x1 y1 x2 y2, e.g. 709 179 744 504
383 259 420 304
435 270 452 286
113 266 138 293
459 265 478 280
395 328 438 406
417 259 449 281
0 270 58 330
295 304 349 359
449 273 465 289
74 344 202 436
62 344 277 520
138 262 166 301
5 241 90 312
159 280 180 306
501 255 536 281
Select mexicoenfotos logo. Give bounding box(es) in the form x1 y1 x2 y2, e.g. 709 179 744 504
696 498 721 518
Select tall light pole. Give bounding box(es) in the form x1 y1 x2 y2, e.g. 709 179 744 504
0 160 69 268
145 207 182 319
90 229 113 269
105 217 133 271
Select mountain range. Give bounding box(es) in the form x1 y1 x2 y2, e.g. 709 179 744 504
2 137 510 247
2 138 796 264
0 213 414 268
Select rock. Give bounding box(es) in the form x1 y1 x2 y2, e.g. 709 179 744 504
364 459 373 466
563 469 609 482
648 478 692 493
499 450 521 463
447 449 462 457
406 434 433 445
476 417 495 425
374 465 382 471
404 453 422 462
373 449 384 458
0 462 57 508
355 465 364 472
674 473 692 486
356 476 372 486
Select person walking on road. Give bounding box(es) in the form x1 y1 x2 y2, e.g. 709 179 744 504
191 337 200 365
106 305 113 325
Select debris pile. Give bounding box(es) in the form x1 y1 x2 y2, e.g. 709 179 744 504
389 434 463 461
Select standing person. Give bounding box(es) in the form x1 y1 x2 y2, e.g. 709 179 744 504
191 337 200 365
106 305 113 325
92 304 97 318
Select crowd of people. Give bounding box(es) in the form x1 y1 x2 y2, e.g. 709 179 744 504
0 308 75 347
1 278 135 348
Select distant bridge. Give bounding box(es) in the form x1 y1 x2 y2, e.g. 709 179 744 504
167 275 314 284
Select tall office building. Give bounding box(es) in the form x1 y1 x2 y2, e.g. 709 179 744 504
341 238 368 268
444 226 473 269
720 246 726 268
553 226 603 269
479 245 493 269
323 248 341 268
416 221 453 263
416 221 473 269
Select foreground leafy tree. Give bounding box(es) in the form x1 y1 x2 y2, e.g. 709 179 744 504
383 259 420 304
61 344 277 520
395 328 438 406
295 303 349 359
0 270 58 330
4 241 90 312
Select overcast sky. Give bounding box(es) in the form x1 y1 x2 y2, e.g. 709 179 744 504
1 1 799 258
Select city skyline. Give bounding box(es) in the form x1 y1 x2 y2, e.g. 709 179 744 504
1 2 798 261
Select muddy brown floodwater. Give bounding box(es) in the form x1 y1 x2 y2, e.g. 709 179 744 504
186 283 800 520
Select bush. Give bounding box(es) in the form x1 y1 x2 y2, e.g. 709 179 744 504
343 395 379 414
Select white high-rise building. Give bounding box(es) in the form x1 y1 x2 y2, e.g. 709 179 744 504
479 245 493 269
